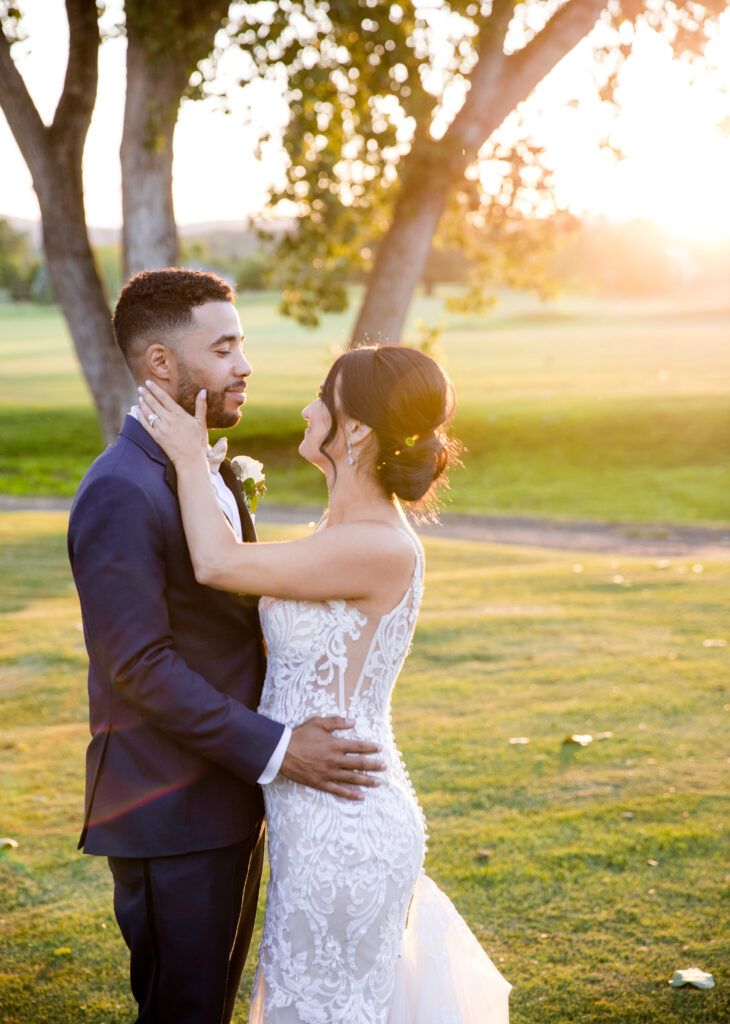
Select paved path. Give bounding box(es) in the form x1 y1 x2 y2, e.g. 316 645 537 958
261 505 730 559
4 495 727 558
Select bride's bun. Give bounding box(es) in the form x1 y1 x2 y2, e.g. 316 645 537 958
378 433 449 503
318 344 460 514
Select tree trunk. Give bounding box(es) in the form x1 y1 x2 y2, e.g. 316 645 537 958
121 0 228 279
0 0 135 445
350 0 608 347
37 158 136 444
350 181 449 346
121 29 185 278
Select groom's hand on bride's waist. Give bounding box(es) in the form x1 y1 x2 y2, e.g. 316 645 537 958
280 717 386 801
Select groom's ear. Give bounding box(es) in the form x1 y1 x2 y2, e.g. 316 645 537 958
143 343 174 381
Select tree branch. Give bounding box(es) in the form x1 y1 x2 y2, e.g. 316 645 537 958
447 0 517 151
506 0 609 102
51 0 100 157
449 0 609 156
403 0 517 189
0 20 49 179
0 0 100 182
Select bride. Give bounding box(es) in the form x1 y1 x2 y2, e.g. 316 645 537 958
139 344 510 1023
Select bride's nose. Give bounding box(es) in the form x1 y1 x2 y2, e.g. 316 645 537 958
302 401 313 420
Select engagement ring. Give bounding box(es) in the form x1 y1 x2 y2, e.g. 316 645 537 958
148 413 159 426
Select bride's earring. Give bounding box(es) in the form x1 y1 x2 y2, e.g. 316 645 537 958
347 438 354 465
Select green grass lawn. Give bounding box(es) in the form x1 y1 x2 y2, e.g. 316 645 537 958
1 291 728 523
1 511 728 1022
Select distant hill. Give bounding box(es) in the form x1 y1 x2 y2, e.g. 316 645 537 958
0 215 291 255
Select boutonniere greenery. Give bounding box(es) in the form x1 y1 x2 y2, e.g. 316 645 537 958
230 455 266 512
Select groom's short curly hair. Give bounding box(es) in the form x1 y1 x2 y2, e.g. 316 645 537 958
114 268 235 366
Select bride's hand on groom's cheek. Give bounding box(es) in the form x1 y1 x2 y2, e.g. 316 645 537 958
138 380 208 466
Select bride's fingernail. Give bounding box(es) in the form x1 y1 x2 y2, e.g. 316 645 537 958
145 379 152 387
200 388 207 398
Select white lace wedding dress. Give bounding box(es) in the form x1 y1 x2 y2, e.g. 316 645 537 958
248 528 511 1024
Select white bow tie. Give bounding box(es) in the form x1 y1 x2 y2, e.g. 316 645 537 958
206 437 228 474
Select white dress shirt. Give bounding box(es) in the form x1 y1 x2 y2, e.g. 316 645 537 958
129 407 291 782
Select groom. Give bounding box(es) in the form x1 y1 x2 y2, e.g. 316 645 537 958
68 268 384 1024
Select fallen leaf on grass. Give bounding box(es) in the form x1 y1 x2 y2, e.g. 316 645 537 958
508 737 530 745
563 734 593 747
52 947 72 957
0 838 19 851
702 639 726 648
668 967 714 989
475 849 493 862
621 812 635 821
647 859 659 867
596 731 613 740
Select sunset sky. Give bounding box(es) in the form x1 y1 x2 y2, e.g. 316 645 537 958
2 0 730 242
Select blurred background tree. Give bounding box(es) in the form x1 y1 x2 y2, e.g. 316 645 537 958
0 217 47 301
229 0 727 343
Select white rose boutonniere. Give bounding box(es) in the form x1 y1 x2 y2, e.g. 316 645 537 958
230 455 266 513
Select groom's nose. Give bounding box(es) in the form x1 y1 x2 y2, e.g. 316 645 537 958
233 351 252 377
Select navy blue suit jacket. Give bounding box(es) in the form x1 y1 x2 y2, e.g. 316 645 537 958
68 416 285 858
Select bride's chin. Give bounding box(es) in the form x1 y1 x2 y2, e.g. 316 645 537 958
298 441 318 466
299 449 330 476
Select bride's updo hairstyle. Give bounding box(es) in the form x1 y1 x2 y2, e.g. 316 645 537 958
319 344 460 513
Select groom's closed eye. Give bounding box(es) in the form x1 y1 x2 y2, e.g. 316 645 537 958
208 334 244 350
214 344 246 359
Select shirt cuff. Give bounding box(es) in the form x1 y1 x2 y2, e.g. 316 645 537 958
257 725 292 785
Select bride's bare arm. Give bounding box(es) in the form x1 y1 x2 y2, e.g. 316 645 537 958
138 381 413 603
139 383 388 797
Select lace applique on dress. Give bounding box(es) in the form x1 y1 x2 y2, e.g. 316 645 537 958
248 528 510 1024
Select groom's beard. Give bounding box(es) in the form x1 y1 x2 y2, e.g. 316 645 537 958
176 365 242 430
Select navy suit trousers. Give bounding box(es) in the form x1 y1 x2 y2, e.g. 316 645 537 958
108 825 265 1024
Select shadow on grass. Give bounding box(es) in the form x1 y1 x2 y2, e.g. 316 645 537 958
3 398 729 523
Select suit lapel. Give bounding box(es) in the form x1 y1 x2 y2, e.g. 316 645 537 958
118 416 179 497
163 455 255 543
218 463 261 609
219 459 257 543
164 460 178 498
